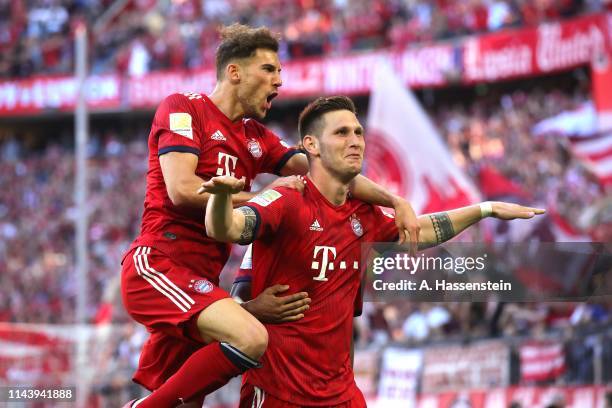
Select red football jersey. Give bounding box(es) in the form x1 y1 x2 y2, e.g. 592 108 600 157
242 177 397 405
129 92 298 283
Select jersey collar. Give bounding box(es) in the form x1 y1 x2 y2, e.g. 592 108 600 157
305 176 352 211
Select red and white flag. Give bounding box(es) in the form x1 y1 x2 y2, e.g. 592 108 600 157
365 64 480 213
532 100 612 186
533 47 612 186
569 132 612 185
520 340 566 383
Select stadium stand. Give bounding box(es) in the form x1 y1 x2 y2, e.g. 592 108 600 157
1 0 610 78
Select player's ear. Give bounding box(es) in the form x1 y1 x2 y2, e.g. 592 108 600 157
226 62 241 84
303 135 319 156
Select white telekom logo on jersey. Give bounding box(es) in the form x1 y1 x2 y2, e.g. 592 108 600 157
216 152 238 176
311 246 359 281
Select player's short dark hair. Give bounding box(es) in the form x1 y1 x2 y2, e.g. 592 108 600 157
298 96 357 140
215 24 279 80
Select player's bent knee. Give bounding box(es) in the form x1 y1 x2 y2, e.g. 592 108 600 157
195 298 268 359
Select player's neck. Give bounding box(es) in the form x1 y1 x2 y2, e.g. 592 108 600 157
209 84 245 122
309 168 350 206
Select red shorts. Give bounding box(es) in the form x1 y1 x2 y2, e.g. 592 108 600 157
121 246 229 390
239 382 367 408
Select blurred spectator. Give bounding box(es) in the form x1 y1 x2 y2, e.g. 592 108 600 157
401 303 453 343
127 36 150 77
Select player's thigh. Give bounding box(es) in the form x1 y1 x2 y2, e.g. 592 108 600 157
196 297 267 348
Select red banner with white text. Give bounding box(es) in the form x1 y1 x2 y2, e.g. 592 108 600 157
463 13 611 83
0 75 120 116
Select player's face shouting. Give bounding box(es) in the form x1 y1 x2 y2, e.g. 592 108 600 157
237 49 282 119
318 110 365 180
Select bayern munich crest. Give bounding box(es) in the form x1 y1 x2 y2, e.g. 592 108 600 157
351 216 363 237
247 139 263 158
189 279 213 294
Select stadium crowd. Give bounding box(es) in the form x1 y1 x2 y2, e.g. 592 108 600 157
0 77 610 404
1 0 611 78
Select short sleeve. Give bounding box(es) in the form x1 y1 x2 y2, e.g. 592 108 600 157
154 93 203 156
256 124 301 175
372 206 399 243
242 188 293 240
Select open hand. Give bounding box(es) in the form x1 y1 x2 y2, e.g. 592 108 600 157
393 198 420 256
198 176 245 195
491 202 546 220
264 175 306 194
244 284 311 323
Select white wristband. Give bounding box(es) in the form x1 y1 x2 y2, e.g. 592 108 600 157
480 201 493 218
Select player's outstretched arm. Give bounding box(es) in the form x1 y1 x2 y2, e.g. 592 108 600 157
202 176 252 243
416 202 546 249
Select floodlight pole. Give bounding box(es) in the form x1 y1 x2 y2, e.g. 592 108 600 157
74 21 89 408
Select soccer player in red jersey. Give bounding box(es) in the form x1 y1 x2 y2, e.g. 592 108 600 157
202 96 545 407
121 25 421 407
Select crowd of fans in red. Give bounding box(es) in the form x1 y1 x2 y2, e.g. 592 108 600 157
1 0 610 78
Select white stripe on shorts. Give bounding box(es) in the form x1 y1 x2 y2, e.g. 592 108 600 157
141 247 195 305
133 247 193 312
252 386 265 408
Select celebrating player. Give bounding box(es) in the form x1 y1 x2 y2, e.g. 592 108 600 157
120 25 420 408
202 95 546 407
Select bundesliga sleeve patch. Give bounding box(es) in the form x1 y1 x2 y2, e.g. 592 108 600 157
249 189 282 207
169 112 193 139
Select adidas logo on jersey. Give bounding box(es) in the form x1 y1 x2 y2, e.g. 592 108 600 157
211 130 226 141
310 219 323 232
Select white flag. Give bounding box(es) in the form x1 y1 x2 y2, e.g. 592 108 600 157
365 64 480 213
